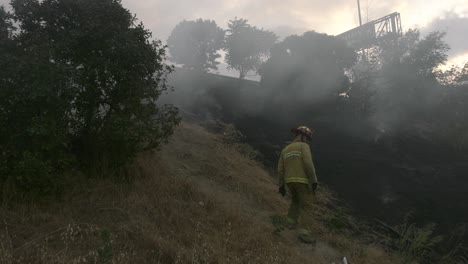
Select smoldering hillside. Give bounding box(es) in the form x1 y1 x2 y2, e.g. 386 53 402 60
162 30 468 239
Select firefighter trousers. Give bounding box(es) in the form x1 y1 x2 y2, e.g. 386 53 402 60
286 182 314 230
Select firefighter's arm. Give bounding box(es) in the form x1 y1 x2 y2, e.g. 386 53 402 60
277 151 285 186
302 144 318 184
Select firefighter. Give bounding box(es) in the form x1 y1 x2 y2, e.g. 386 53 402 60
277 126 318 244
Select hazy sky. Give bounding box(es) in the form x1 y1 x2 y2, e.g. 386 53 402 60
117 0 468 59
1 0 467 65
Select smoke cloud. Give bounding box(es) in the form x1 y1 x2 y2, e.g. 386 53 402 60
423 12 468 57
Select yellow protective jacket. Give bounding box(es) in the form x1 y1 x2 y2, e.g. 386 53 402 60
277 141 318 186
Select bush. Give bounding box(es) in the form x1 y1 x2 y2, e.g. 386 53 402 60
375 217 447 264
0 0 180 198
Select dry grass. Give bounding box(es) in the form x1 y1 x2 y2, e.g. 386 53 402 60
0 122 400 263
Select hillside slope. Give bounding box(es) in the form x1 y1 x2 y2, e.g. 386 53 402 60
1 122 397 264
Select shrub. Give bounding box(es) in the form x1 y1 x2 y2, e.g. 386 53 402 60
0 0 180 198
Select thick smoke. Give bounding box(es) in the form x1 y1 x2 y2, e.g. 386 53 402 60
257 31 356 125
423 12 468 58
367 29 451 140
161 23 468 236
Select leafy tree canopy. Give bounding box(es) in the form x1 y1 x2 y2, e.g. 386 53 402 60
224 18 277 79
167 19 225 72
0 0 179 197
261 31 356 107
377 29 449 80
366 29 451 128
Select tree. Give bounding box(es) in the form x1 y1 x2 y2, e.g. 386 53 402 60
167 19 224 72
433 63 468 150
253 31 357 128
0 6 12 39
0 0 180 197
224 18 277 79
260 31 356 119
367 29 450 132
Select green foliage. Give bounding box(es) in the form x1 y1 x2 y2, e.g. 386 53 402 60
326 208 348 231
98 229 113 263
377 29 449 77
0 6 12 39
376 216 445 264
270 215 287 233
224 18 277 79
0 0 180 197
342 29 458 139
167 19 225 72
396 223 443 263
259 31 356 123
10 152 71 197
369 29 450 124
433 63 468 150
269 214 297 235
435 225 468 264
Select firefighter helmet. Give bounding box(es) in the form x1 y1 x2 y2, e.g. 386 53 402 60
291 126 313 140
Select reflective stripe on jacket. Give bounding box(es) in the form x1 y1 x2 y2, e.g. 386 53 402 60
277 141 318 186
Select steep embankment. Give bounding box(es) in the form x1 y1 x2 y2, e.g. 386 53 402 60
0 122 396 263
166 69 468 234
